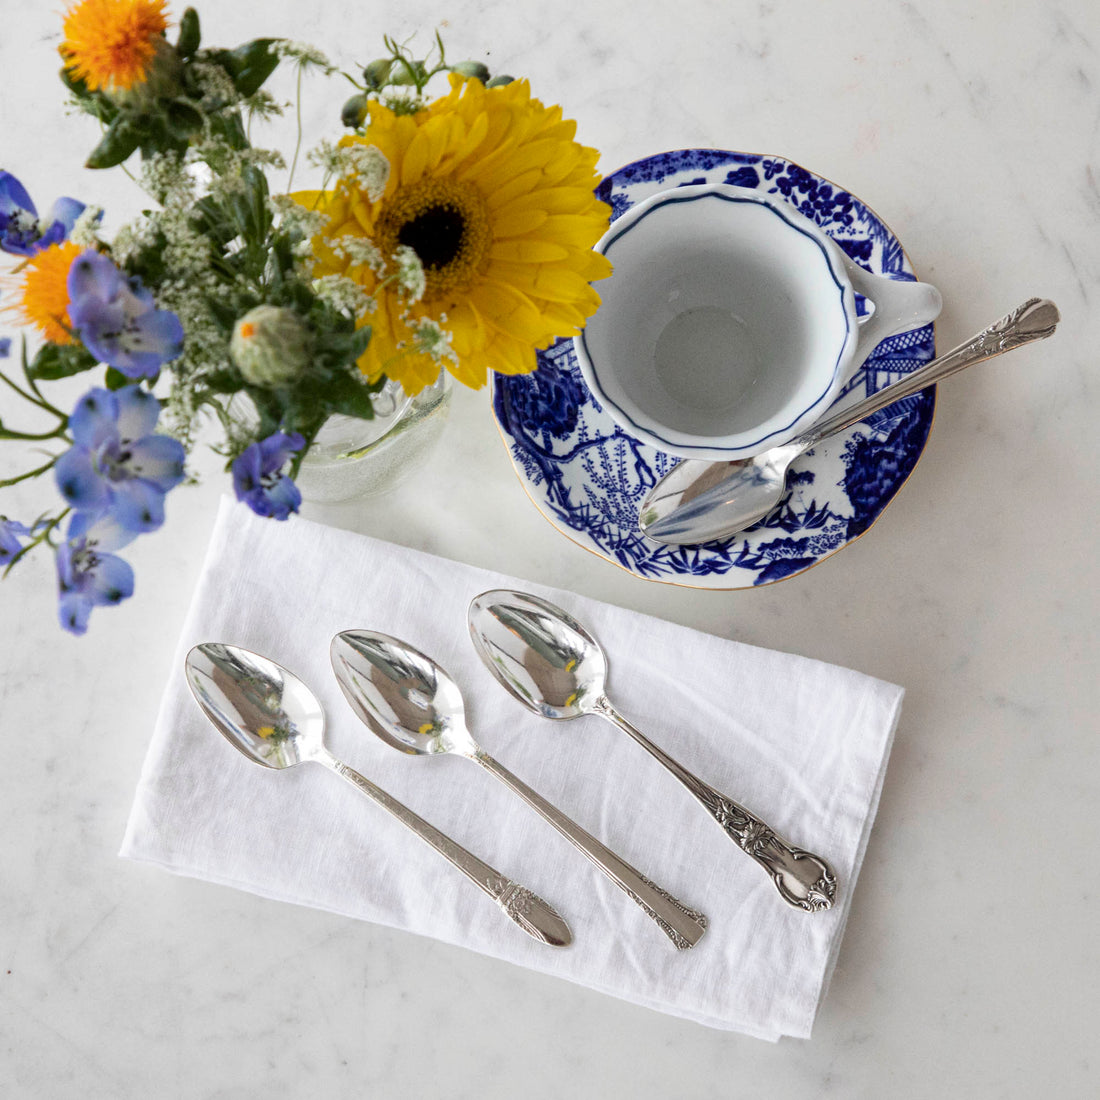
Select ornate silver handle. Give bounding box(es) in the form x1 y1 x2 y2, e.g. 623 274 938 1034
470 749 708 949
592 698 837 913
320 752 572 946
799 297 1060 448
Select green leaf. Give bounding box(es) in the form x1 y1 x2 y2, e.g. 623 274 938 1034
85 115 142 169
200 369 244 394
25 343 98 381
104 367 146 390
211 39 281 98
177 8 201 58
166 100 204 140
207 109 249 151
58 64 92 100
320 370 378 420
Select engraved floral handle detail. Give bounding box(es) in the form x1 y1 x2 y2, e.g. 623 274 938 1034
694 788 837 912
592 697 838 913
794 297 1060 449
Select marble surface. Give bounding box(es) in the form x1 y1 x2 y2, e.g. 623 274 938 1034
0 0 1096 1095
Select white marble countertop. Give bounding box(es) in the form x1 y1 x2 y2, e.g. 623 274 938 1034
1 0 1097 1094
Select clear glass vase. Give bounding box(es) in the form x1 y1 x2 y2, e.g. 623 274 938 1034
293 373 452 503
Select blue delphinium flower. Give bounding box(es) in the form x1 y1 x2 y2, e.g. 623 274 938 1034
56 510 136 635
67 250 184 379
0 169 87 257
0 518 31 567
232 432 305 520
54 386 186 535
0 336 11 358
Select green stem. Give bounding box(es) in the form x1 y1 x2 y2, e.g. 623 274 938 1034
0 361 62 419
287 64 305 193
0 424 68 441
0 455 58 489
2 508 69 578
17 340 70 419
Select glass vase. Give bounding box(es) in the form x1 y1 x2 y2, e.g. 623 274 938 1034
293 373 452 503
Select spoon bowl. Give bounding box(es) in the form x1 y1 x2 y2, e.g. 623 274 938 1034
467 593 607 720
184 641 574 947
331 629 708 949
469 590 840 913
186 642 325 769
329 630 474 756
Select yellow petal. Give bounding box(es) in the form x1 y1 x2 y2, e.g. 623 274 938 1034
491 207 550 238
488 239 570 263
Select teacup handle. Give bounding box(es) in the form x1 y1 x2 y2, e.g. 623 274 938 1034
838 252 942 375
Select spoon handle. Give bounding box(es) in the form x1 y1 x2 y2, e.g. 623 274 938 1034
593 698 837 913
797 297 1060 449
319 752 572 947
469 750 708 949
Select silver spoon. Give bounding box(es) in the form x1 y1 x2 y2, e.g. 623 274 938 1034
330 630 708 950
184 642 572 948
639 297 1060 546
468 589 839 912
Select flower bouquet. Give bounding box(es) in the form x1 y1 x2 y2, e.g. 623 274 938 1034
0 1 611 633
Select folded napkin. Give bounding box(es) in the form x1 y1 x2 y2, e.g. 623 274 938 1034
121 497 902 1040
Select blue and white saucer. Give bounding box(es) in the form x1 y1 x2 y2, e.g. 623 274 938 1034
492 150 936 588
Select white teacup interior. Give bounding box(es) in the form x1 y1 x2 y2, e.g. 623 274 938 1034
582 191 850 449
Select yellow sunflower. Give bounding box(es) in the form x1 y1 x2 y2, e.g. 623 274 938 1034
60 0 169 93
298 75 613 394
7 241 83 345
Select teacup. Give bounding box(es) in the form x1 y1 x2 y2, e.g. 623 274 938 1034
574 183 942 460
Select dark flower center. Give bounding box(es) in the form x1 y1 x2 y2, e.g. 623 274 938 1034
374 177 490 297
397 204 466 270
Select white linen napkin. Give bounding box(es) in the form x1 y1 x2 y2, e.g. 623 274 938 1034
121 497 902 1040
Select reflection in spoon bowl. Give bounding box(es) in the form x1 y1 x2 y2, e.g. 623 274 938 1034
330 630 708 949
184 642 573 947
468 590 839 913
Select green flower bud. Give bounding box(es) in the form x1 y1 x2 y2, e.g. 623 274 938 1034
388 58 428 86
109 39 184 107
230 306 312 388
362 58 394 89
485 74 515 88
450 61 490 83
341 92 368 129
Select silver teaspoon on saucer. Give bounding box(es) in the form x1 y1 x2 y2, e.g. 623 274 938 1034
468 590 838 913
330 630 708 950
639 297 1060 546
185 642 572 948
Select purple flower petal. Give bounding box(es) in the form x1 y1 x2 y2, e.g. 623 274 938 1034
67 249 122 303
46 196 89 238
261 474 302 520
108 478 167 534
85 551 135 605
67 252 184 377
68 509 138 554
58 591 93 635
0 518 30 565
232 431 305 521
125 434 186 491
0 170 36 216
113 385 161 442
54 446 112 512
68 388 121 449
231 443 263 496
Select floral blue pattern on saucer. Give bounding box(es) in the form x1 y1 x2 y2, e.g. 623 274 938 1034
492 150 936 588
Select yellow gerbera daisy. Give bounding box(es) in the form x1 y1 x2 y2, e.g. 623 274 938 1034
298 75 613 394
60 0 169 93
8 241 83 345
